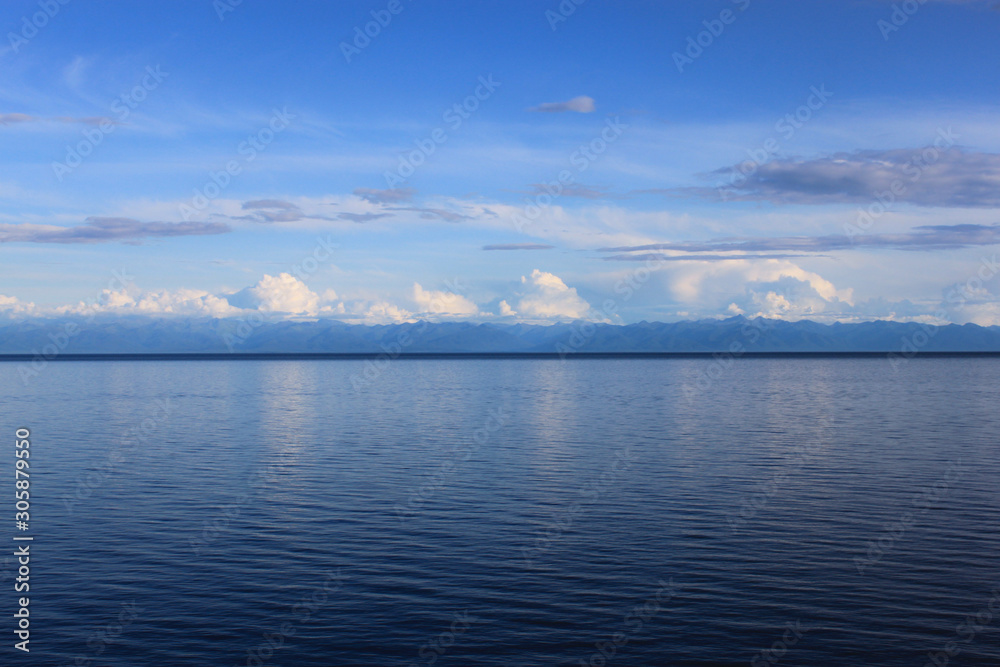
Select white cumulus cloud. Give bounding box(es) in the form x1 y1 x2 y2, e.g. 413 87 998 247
413 283 479 317
231 273 322 315
515 269 591 320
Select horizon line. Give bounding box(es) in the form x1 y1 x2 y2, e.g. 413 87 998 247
3 351 1000 362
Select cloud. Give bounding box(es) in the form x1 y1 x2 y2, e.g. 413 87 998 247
243 199 298 210
527 183 620 199
44 287 242 318
599 224 1000 256
53 116 123 126
358 300 413 324
0 113 121 127
0 294 36 316
107 289 240 317
515 269 591 320
335 212 393 223
16 273 335 320
633 258 855 322
0 217 231 244
0 114 36 125
483 243 555 251
353 187 416 204
727 275 852 320
385 206 470 222
692 147 1000 208
602 253 817 262
63 55 91 89
229 273 322 315
412 283 479 317
237 200 309 223
527 96 596 113
235 199 338 224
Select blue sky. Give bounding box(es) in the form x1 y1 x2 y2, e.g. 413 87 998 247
3 0 1000 325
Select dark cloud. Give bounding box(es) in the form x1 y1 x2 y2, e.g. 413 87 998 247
600 224 1000 255
0 217 231 244
483 243 555 251
684 146 1000 208
353 187 416 204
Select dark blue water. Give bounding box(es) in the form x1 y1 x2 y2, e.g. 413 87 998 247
2 358 998 666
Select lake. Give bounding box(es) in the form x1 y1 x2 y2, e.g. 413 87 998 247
2 357 998 666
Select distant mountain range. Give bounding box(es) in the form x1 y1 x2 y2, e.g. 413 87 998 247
1 316 999 355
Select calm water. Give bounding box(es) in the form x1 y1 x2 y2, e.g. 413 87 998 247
2 358 998 666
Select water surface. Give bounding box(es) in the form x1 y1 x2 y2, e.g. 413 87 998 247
2 357 998 665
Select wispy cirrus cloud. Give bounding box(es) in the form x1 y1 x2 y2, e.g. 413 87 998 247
599 223 1000 256
602 253 818 262
385 206 471 222
0 113 36 125
353 187 416 204
235 199 339 224
0 113 122 127
483 243 555 251
335 212 394 223
526 183 622 199
237 199 308 223
0 217 230 244
243 199 298 210
527 95 595 113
